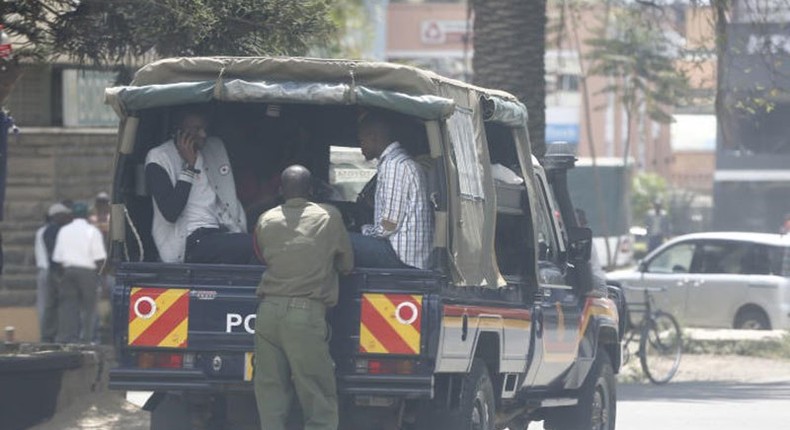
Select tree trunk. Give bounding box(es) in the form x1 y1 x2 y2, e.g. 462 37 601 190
472 0 547 157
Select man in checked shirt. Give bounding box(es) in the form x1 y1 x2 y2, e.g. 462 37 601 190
351 112 433 270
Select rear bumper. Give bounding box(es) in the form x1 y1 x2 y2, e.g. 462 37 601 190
109 368 224 392
338 374 433 399
110 368 433 398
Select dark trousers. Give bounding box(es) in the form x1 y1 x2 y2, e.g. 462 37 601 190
56 267 98 343
41 269 62 342
349 233 409 269
185 228 254 264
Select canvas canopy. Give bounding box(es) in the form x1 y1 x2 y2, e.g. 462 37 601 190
105 57 521 118
105 56 531 289
105 79 456 121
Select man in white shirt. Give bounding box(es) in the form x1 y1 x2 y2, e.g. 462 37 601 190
52 202 107 343
35 203 70 339
145 108 251 264
351 112 433 269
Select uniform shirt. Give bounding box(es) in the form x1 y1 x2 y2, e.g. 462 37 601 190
34 225 49 270
52 218 107 270
255 198 353 307
361 142 433 269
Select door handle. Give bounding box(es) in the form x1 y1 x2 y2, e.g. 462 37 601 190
692 280 705 287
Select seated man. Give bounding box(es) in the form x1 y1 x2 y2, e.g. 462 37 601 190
351 112 433 269
145 107 252 264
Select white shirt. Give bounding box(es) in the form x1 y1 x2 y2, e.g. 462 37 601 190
361 142 433 269
34 225 49 270
146 137 246 263
183 153 221 236
52 219 107 270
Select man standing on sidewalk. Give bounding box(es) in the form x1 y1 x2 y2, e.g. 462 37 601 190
52 202 107 343
41 203 72 342
253 165 353 430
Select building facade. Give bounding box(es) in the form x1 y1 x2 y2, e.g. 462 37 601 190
714 0 790 232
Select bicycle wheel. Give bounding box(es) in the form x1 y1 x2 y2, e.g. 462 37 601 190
639 310 682 384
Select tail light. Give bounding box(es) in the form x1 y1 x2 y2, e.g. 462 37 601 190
137 352 183 369
355 358 415 375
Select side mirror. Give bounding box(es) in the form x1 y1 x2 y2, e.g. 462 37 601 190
638 260 648 273
567 226 593 264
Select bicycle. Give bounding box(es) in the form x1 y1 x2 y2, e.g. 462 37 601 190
621 285 682 384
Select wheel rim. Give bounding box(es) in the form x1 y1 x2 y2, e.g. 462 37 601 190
641 312 682 384
471 391 489 430
591 375 611 430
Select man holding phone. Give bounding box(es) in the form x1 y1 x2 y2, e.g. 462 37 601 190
145 106 252 264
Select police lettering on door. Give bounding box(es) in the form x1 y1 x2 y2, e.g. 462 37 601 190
226 313 256 333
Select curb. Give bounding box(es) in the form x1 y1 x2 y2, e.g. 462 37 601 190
683 329 789 358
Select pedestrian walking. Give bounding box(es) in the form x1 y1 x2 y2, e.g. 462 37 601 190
253 165 353 430
645 199 670 252
52 202 107 343
40 202 72 342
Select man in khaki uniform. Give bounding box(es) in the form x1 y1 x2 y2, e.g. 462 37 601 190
253 165 353 430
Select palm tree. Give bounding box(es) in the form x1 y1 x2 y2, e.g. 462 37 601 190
472 0 548 156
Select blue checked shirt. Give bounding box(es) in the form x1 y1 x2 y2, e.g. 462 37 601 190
361 142 433 269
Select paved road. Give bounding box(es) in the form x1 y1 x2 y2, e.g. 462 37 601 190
31 354 790 430
614 379 790 429
526 380 790 429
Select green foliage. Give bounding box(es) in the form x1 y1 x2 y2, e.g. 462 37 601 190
2 0 339 65
631 172 667 224
587 8 690 124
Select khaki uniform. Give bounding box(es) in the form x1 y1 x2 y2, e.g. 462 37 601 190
253 198 353 430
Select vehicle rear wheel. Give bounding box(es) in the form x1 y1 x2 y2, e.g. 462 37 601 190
639 310 682 384
735 307 771 330
414 359 496 430
545 349 616 430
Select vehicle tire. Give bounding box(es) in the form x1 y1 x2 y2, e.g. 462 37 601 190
544 349 616 430
639 311 682 384
734 307 771 330
415 359 496 430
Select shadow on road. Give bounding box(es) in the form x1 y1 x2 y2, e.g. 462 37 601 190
619 380 790 403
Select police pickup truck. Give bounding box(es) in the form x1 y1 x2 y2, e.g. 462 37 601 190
106 57 623 430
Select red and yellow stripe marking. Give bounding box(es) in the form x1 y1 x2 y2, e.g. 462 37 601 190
128 287 189 348
360 294 422 355
543 297 619 362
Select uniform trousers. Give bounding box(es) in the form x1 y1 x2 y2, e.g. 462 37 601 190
254 295 337 430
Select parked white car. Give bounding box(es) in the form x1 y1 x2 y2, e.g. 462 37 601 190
607 232 790 330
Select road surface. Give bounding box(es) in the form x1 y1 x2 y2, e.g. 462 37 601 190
31 354 790 430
